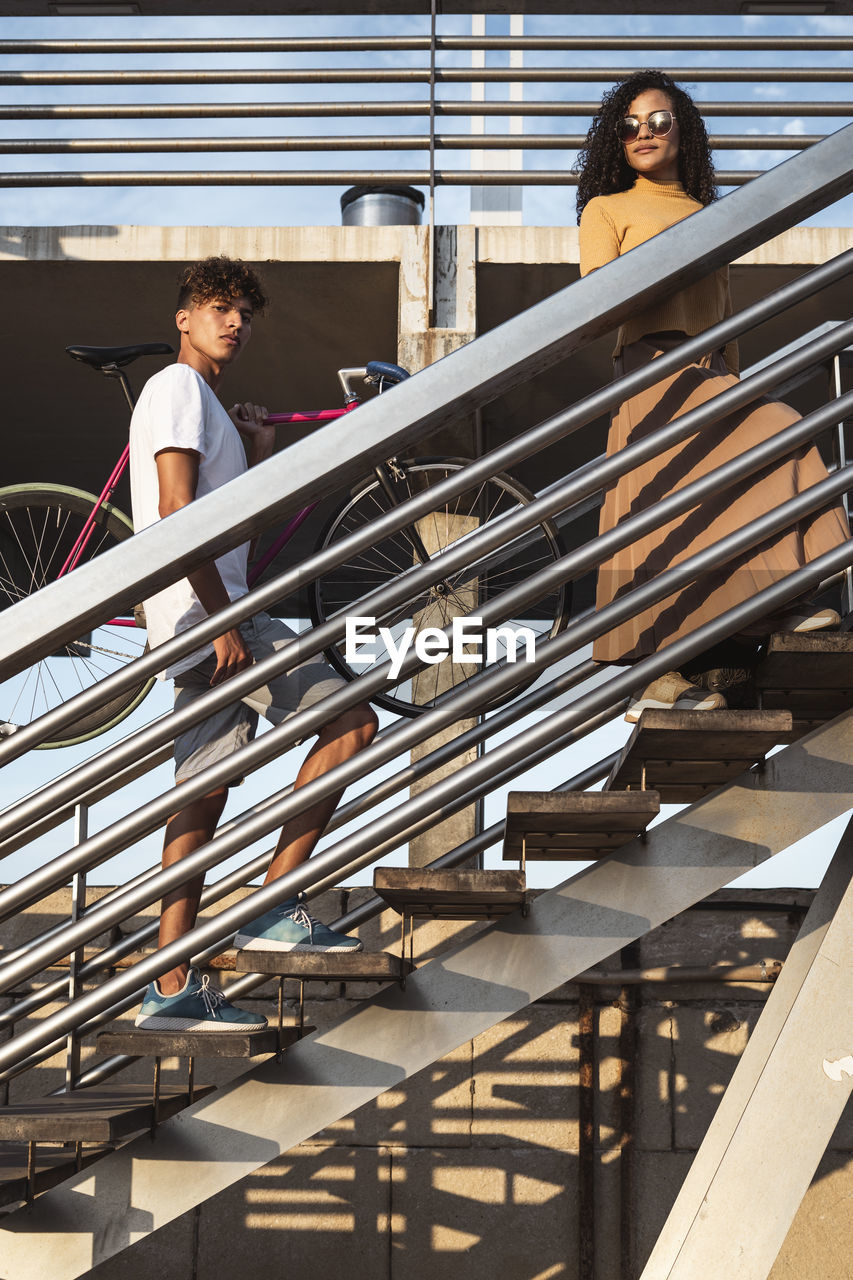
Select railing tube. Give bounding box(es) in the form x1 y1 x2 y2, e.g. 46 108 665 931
2 456 851 1010
3 526 852 1076
3 386 853 926
4 294 853 788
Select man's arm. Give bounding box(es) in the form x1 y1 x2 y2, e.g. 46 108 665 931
228 401 273 467
155 447 252 686
227 401 273 558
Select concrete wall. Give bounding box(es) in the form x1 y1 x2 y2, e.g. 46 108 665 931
2 887 851 1279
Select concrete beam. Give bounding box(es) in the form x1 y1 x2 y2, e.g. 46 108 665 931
641 815 853 1280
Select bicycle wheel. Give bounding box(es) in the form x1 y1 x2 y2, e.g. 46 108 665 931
310 458 570 717
0 483 153 748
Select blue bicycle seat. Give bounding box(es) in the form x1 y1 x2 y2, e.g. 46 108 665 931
366 360 410 387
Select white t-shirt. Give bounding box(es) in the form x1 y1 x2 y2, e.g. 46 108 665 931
129 363 250 679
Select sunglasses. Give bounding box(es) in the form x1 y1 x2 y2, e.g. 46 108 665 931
618 110 677 144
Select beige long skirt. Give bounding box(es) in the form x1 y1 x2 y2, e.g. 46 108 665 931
593 335 851 665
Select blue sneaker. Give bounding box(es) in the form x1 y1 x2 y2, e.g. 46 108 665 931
234 895 363 954
134 968 268 1031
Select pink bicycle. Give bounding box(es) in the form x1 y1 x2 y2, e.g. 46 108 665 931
0 343 569 746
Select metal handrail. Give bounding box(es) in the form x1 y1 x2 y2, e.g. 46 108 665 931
3 527 852 1076
4 126 852 680
2 329 851 890
7 68 852 87
1 129 853 1083
3 101 851 122
3 244 852 774
0 270 851 973
0 169 767 188
2 28 850 196
0 135 824 154
5 36 853 52
3 440 852 1000
0 651 604 1007
10 740 622 1091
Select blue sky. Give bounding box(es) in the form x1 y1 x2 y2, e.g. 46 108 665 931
1 10 852 227
1 10 851 892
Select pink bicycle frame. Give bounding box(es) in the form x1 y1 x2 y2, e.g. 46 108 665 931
246 402 358 586
60 400 360 623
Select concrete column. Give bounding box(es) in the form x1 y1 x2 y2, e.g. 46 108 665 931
642 814 853 1280
397 224 480 868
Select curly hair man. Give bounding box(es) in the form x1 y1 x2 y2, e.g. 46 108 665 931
129 255 378 1033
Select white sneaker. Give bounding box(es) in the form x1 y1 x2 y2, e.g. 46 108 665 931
625 671 727 724
777 604 840 633
738 602 840 637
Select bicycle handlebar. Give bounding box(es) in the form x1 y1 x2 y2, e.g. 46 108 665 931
338 361 410 400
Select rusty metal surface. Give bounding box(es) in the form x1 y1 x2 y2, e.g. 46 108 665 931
0 1084 214 1143
606 709 793 803
233 950 413 981
503 790 661 860
95 1029 281 1059
373 867 527 917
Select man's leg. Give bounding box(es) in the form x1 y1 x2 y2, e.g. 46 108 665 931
157 786 227 994
264 701 378 883
233 699 378 955
136 774 267 1031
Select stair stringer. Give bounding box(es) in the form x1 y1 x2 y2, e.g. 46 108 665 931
2 709 852 1280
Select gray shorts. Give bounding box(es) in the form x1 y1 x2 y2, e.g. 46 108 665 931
173 613 347 784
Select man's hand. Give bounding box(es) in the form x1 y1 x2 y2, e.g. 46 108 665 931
229 401 274 467
210 626 253 686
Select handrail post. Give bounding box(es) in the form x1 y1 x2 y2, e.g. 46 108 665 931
831 349 853 620
64 803 88 1094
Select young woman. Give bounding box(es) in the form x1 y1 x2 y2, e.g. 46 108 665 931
577 70 849 721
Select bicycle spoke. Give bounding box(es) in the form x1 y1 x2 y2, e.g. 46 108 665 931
0 488 153 744
37 505 76 587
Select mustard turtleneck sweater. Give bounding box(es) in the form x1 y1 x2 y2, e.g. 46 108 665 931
578 174 738 376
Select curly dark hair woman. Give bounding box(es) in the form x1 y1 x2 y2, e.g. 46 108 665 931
576 69 716 222
576 70 849 723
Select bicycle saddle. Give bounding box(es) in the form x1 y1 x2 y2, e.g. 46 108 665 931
365 360 410 387
66 342 174 370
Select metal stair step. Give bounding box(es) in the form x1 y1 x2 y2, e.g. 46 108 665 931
605 709 793 803
0 1084 213 1143
96 1027 283 1058
233 950 414 981
0 1143 111 1208
502 790 661 861
373 868 526 919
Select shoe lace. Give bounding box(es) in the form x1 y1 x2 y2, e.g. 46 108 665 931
197 972 227 1018
280 902 318 943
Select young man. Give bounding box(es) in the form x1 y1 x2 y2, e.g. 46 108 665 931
130 256 378 1032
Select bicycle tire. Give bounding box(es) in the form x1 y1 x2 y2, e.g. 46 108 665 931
309 458 570 717
0 483 153 748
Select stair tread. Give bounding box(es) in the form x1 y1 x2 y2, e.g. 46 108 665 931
0 1084 213 1142
0 1143 111 1207
373 868 526 918
755 630 853 690
502 789 661 860
96 1027 282 1058
605 709 792 803
233 949 414 980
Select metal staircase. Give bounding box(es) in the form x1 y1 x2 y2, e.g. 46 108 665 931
0 124 852 1278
